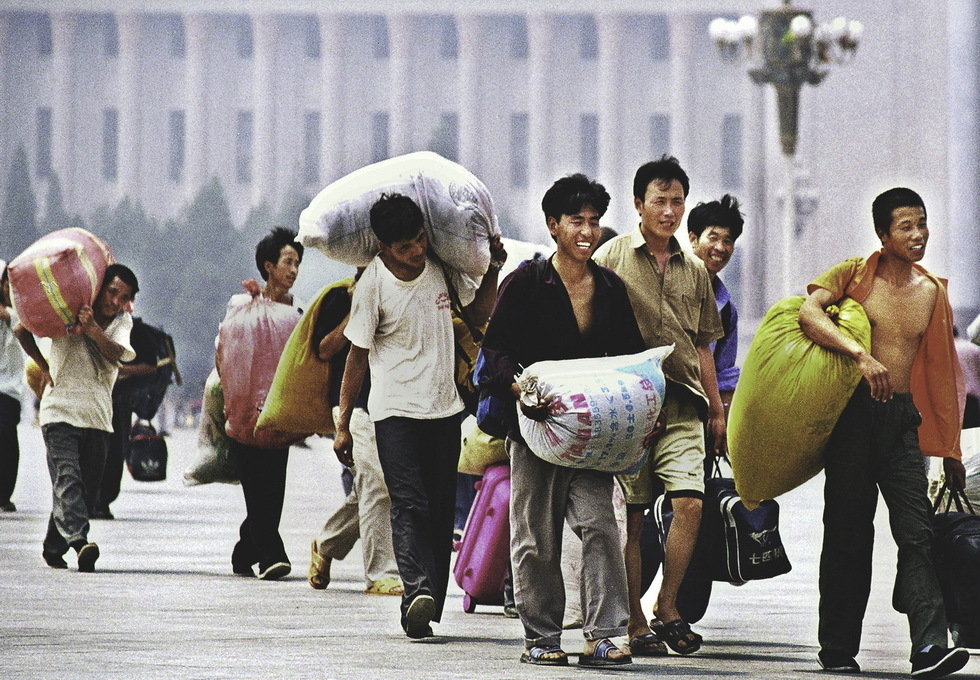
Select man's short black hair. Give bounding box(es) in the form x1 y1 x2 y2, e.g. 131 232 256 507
633 155 690 201
369 193 425 246
255 227 304 281
102 263 139 298
687 194 745 241
541 173 611 223
872 187 926 239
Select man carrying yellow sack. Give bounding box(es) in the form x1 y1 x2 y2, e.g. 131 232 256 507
798 187 969 679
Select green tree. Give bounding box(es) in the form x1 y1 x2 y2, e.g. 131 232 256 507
0 145 38 259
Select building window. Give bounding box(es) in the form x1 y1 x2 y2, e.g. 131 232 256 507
370 16 389 59
579 15 598 61
650 114 671 160
236 16 253 58
508 16 528 59
303 15 320 58
510 112 529 188
580 113 599 177
37 14 53 56
103 14 119 57
303 111 320 184
168 110 185 182
37 107 53 178
167 15 186 57
236 110 253 183
650 15 670 61
102 108 119 181
429 113 458 162
721 114 743 190
439 16 458 59
371 112 389 163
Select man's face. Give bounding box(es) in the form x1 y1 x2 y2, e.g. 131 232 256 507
689 226 735 278
636 179 686 243
380 229 428 276
881 206 928 263
548 204 601 263
96 276 135 322
264 244 301 291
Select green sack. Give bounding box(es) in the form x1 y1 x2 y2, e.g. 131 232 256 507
729 296 871 509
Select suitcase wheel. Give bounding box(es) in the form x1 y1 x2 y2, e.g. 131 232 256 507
463 594 476 613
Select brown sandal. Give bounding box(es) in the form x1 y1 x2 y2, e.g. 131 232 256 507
308 540 331 590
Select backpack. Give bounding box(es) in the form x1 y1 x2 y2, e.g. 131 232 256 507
130 318 181 421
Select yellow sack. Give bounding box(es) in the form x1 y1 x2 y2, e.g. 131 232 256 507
729 296 871 509
255 278 352 436
25 358 46 400
458 423 508 475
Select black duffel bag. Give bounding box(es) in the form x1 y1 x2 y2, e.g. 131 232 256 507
127 420 168 482
932 484 980 646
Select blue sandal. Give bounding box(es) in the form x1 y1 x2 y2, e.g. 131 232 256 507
578 638 632 667
521 645 569 666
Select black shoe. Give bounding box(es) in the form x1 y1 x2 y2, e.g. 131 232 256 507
76 543 100 573
90 507 114 520
503 603 518 619
818 650 861 673
257 562 291 580
404 594 436 639
910 646 970 679
1 501 16 512
42 551 68 569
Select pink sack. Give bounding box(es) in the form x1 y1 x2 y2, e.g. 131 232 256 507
9 228 114 338
216 291 304 449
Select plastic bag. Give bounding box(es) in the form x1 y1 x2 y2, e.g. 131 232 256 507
299 151 498 277
184 368 238 486
216 291 304 449
963 428 980 508
728 297 871 508
516 346 672 474
458 423 508 475
9 227 114 338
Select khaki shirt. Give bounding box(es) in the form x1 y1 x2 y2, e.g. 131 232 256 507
593 228 723 408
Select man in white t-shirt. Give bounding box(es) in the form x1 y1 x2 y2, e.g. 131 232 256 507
334 193 503 639
15 263 138 572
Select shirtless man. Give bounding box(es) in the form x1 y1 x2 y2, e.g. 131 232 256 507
799 187 970 679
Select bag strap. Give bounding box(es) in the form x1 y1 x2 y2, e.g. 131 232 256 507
932 482 977 515
707 451 731 480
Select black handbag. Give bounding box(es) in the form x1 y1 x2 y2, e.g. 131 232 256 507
127 420 168 482
932 483 980 643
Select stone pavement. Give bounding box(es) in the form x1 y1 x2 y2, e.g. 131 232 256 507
1 423 977 680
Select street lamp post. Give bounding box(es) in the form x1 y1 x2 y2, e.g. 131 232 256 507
709 3 862 296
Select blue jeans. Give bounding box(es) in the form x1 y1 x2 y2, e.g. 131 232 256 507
41 422 108 555
374 415 461 628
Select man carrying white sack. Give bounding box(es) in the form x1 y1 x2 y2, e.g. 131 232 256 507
479 174 652 668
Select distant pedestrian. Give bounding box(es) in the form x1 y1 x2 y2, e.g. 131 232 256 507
0 261 25 512
14 264 139 572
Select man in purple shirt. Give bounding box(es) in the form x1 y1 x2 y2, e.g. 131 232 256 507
687 194 744 411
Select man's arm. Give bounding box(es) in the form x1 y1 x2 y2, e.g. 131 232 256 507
333 344 368 467
118 363 156 378
697 343 727 456
13 322 51 389
77 305 128 364
317 313 351 361
799 287 892 401
464 235 507 328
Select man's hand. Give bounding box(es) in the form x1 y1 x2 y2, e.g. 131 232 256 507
707 409 727 457
519 397 552 422
944 457 967 491
333 427 354 467
76 304 96 334
855 351 893 402
488 234 507 271
642 411 667 449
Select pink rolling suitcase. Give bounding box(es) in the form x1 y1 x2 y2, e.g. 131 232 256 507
453 462 510 613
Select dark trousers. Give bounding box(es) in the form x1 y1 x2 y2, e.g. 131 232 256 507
41 423 108 555
818 384 947 658
0 393 21 504
98 394 134 511
374 415 461 628
232 441 290 571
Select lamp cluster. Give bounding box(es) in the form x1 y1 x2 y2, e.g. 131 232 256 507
709 13 863 65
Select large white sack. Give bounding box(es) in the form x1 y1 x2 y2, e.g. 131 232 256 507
516 346 673 474
962 428 980 508
299 151 498 277
969 312 980 347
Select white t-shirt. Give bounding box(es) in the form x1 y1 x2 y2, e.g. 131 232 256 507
40 312 136 432
0 306 24 401
344 255 475 421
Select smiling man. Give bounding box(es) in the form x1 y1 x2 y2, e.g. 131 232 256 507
14 263 139 573
799 187 969 678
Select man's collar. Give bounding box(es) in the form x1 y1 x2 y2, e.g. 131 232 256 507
629 227 683 257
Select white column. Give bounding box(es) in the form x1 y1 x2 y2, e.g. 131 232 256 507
116 12 141 200
0 14 11 171
526 13 554 242
50 12 77 206
184 13 210 197
668 14 697 170
253 13 277 204
457 14 483 174
597 13 626 230
388 14 415 157
318 13 345 185
740 81 769 319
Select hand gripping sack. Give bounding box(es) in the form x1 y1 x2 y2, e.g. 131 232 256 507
255 279 351 437
516 346 672 474
299 151 498 277
9 227 114 338
184 367 239 486
728 297 871 509
216 293 304 449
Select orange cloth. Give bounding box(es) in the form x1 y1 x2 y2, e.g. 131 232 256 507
808 250 965 459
